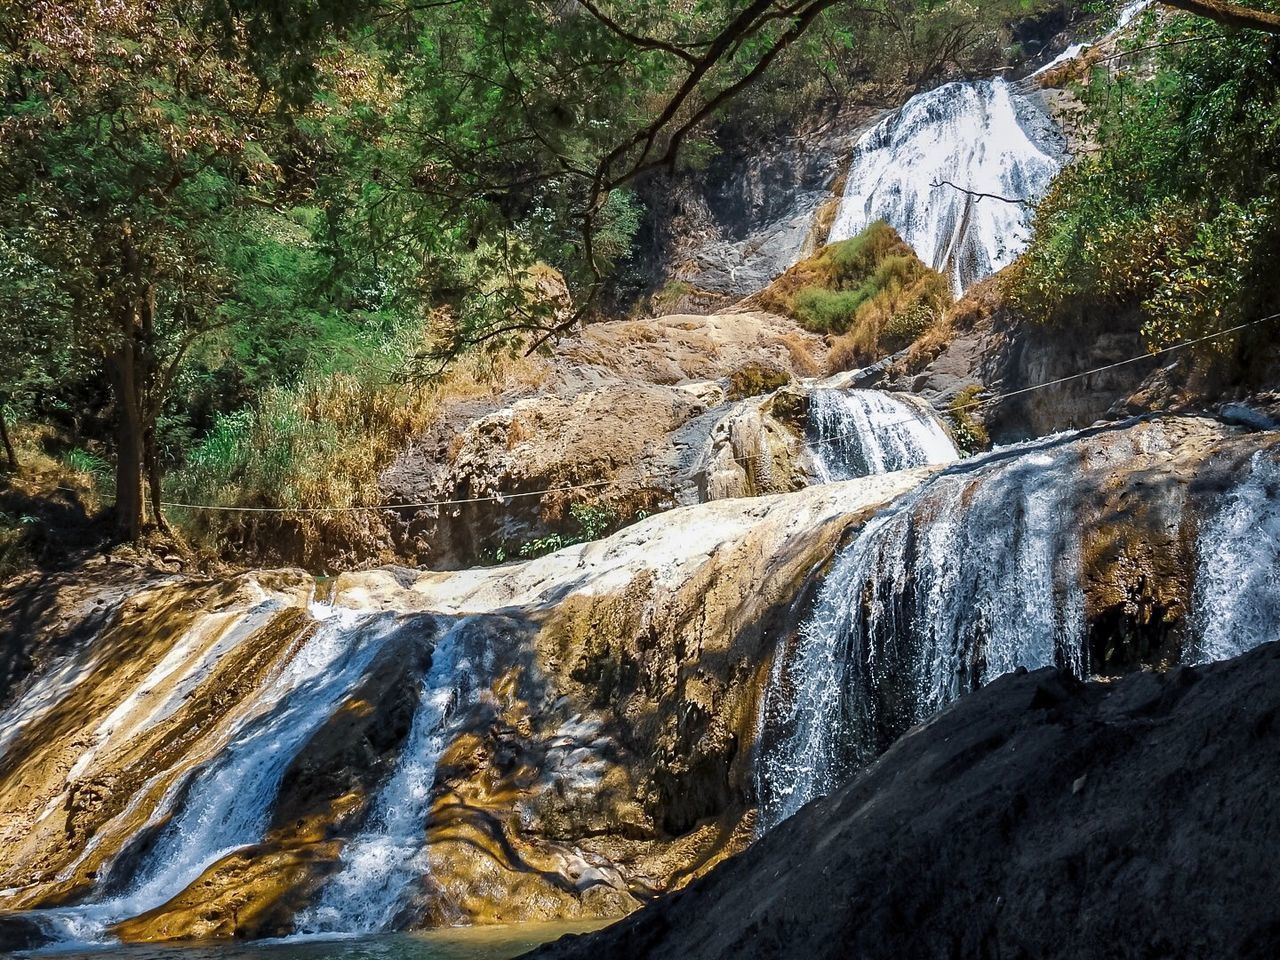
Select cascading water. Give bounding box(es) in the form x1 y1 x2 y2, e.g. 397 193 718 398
807 389 957 481
827 77 1063 294
23 604 409 946
1025 1 1154 79
1190 450 1280 665
1117 0 1153 30
298 617 495 935
756 435 1087 830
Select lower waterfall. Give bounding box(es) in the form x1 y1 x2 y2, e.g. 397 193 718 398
756 436 1086 830
24 605 410 945
807 389 957 481
298 617 490 934
757 431 1280 831
1191 450 1280 665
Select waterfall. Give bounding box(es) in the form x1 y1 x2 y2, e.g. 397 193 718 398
298 617 493 935
1190 450 1280 665
25 605 407 945
807 389 957 482
756 436 1087 831
827 77 1063 294
1025 1 1153 80
1117 0 1153 30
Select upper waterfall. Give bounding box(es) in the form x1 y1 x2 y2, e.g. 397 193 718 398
827 78 1064 294
806 389 957 481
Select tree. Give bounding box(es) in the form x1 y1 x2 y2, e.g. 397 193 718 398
0 1 289 536
1010 3 1280 344
319 0 1105 367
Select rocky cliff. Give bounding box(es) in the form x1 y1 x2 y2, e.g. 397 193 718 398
527 641 1280 960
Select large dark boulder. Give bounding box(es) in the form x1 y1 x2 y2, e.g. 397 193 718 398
527 643 1280 960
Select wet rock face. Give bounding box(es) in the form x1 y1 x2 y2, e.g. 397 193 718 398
631 106 875 302
528 643 1280 960
0 411 1275 946
0 471 924 944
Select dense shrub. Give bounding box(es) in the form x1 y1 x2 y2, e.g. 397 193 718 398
757 222 952 369
1010 9 1280 347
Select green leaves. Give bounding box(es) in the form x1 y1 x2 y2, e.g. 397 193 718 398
1012 5 1280 343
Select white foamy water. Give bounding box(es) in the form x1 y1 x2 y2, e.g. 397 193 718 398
1117 0 1153 30
1023 1 1154 81
828 77 1062 294
807 389 957 482
298 617 494 934
757 435 1087 830
1190 450 1280 664
24 607 401 946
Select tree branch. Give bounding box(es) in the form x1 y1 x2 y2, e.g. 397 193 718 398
932 179 1033 206
1158 0 1280 33
573 0 699 64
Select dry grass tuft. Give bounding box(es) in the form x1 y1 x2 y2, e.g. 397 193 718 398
750 222 952 374
169 345 547 570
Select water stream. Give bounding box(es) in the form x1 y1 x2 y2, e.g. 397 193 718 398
757 434 1086 830
26 606 410 946
299 618 495 935
1190 450 1280 664
806 389 957 481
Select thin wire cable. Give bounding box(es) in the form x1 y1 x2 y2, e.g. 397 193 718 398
54 311 1280 514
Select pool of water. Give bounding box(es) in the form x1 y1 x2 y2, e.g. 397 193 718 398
16 922 611 960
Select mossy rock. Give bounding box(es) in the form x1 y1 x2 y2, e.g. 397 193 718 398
725 362 791 401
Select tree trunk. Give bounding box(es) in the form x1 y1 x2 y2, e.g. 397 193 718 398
146 428 169 534
140 282 168 533
0 407 17 473
109 341 147 541
110 221 154 542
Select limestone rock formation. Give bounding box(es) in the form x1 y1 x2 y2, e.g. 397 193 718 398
0 470 923 947
380 311 831 569
863 274 1280 445
0 410 1276 951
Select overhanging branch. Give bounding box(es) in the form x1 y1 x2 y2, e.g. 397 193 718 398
1158 0 1280 33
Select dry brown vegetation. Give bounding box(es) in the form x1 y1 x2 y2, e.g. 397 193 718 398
169 349 549 570
750 222 952 373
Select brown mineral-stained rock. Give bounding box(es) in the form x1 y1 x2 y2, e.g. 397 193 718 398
3 416 1273 946
0 574 315 906
331 470 929 928
380 310 829 570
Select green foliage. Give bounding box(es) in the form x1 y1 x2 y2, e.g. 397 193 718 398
947 386 991 457
759 222 951 368
63 449 113 488
1011 8 1280 346
721 0 1069 135
794 288 876 333
515 503 623 561
882 298 939 344
726 363 794 401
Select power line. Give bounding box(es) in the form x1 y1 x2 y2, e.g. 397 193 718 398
56 311 1280 515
